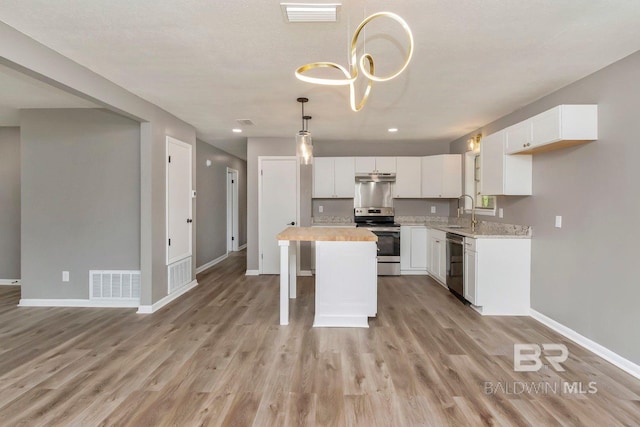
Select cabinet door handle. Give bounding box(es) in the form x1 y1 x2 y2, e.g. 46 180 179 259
287 221 296 226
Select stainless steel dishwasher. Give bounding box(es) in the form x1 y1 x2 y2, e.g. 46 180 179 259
446 233 466 302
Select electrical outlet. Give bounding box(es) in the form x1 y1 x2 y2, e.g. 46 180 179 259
430 206 436 214
555 216 562 228
62 271 70 282
319 205 324 213
499 208 504 218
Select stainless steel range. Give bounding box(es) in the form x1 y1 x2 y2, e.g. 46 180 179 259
354 207 401 276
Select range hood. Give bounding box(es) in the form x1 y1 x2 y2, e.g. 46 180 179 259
355 172 396 183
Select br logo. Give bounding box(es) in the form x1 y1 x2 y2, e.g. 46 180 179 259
514 344 569 372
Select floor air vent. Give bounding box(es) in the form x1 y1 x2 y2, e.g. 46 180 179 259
90 270 141 300
168 257 192 294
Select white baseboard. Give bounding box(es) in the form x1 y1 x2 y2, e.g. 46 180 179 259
238 243 247 250
299 270 312 277
0 279 21 286
400 270 428 276
18 298 139 308
137 279 198 314
530 308 640 380
245 270 260 276
195 253 228 274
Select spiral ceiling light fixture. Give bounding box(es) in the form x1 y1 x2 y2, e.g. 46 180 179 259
295 11 414 112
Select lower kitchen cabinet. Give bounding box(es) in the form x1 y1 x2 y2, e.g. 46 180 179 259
463 240 477 304
463 237 531 315
310 224 356 271
426 228 447 285
400 226 427 274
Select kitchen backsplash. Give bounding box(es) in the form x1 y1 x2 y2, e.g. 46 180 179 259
311 198 451 217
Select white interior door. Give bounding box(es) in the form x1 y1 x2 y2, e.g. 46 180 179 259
259 157 298 274
227 168 239 252
166 136 192 264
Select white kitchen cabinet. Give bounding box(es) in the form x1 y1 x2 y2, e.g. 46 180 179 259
394 157 422 198
505 105 598 155
480 130 532 196
333 157 356 197
426 228 446 285
463 239 477 305
400 226 428 274
310 224 356 271
313 157 355 198
421 154 462 198
355 157 397 173
463 237 531 315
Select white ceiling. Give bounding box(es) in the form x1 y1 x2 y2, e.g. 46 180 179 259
0 64 97 126
2 1 640 159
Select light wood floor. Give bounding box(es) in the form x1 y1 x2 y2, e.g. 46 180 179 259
0 251 638 426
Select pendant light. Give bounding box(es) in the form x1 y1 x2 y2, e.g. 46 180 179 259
296 97 313 165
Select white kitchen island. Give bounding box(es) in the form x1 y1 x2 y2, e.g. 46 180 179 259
276 227 377 327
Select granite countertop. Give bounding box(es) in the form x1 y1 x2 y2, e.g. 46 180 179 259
311 216 356 227
396 216 531 239
277 226 377 242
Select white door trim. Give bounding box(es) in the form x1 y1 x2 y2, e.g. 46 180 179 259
258 156 299 275
166 136 193 265
227 167 240 253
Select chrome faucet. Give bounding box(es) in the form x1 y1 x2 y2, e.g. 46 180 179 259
458 194 477 231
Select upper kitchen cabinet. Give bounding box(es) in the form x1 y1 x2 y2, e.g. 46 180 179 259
394 157 422 198
355 157 397 174
480 130 532 196
421 154 462 198
505 105 598 155
313 157 355 198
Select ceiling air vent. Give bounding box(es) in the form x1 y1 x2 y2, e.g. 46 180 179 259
280 3 341 23
236 119 254 126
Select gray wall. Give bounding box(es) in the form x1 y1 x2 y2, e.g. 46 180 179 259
196 140 247 268
450 51 640 364
247 138 452 271
20 109 140 299
2 22 197 306
0 127 21 280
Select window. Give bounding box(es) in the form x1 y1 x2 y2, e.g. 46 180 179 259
464 150 496 215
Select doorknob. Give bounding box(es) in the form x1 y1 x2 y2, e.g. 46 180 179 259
287 221 296 226
186 218 193 223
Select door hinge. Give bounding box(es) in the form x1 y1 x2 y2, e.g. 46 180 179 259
232 236 235 241
232 179 235 184
261 253 263 259
168 155 171 163
260 170 263 176
168 238 171 246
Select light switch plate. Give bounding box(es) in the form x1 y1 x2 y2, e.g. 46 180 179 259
430 206 436 214
319 205 323 213
62 271 69 282
499 208 504 218
555 216 562 228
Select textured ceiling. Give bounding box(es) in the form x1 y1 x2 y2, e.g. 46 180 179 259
2 1 640 159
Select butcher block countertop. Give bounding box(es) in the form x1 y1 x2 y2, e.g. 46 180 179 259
277 226 377 242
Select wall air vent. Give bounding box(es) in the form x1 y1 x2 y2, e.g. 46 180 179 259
90 270 141 301
236 119 255 126
280 3 341 23
168 257 192 294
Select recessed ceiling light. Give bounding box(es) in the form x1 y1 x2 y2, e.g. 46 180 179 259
388 128 398 133
232 128 242 133
280 3 341 23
